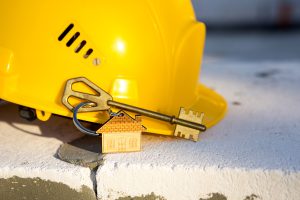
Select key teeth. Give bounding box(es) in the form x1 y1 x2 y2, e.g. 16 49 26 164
174 131 180 137
174 107 204 142
189 134 198 142
178 108 204 122
174 130 199 142
180 108 202 119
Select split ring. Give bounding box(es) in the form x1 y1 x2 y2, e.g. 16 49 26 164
72 102 99 136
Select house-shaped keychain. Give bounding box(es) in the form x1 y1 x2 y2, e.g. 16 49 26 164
97 111 146 153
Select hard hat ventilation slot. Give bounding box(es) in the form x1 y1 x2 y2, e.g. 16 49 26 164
84 49 93 59
66 32 80 47
75 40 87 53
57 24 98 65
58 24 74 41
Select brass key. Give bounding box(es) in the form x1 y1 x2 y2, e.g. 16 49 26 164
62 77 206 132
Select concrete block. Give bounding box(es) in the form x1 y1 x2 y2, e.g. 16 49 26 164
0 104 96 200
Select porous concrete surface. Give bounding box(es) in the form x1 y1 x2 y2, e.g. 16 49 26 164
96 32 300 200
57 135 103 169
0 104 96 199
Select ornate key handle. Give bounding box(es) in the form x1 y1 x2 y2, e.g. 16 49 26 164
61 77 112 112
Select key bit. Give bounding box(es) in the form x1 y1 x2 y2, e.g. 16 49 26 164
62 77 206 132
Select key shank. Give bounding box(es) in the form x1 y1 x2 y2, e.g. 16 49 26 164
107 100 206 132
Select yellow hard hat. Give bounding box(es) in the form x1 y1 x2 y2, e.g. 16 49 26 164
0 0 227 135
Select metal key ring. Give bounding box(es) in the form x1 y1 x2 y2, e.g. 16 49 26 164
73 102 99 136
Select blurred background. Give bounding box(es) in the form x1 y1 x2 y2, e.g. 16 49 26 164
192 0 300 29
191 0 300 62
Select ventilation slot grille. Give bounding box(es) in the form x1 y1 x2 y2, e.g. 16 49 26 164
58 23 96 61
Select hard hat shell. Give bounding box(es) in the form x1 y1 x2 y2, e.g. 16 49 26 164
0 0 226 135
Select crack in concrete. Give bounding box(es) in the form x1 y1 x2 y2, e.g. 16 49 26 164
90 166 100 199
56 136 104 169
55 135 105 199
53 128 265 200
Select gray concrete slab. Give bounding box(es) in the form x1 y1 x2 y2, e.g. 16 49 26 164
96 32 300 200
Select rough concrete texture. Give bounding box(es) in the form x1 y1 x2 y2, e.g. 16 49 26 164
96 32 300 200
117 192 166 200
199 193 227 200
0 104 96 199
57 135 103 169
0 176 95 200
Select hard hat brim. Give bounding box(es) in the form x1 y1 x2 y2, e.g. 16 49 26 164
142 83 227 136
191 83 227 129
